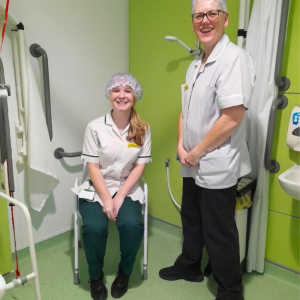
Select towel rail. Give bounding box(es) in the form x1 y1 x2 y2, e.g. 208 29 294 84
29 43 53 141
54 148 82 159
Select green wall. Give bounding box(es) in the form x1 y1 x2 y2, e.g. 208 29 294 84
130 0 300 271
267 0 300 271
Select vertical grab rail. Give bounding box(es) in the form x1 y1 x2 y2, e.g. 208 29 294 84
274 0 291 91
264 0 290 173
265 96 288 173
29 44 53 141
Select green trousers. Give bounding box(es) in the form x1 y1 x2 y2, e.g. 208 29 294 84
79 197 144 280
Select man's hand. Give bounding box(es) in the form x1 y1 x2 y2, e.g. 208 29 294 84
178 145 192 167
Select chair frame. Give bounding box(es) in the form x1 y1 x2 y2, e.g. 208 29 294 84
73 164 148 284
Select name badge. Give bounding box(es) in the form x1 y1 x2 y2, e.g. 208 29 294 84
128 143 138 148
184 84 189 91
79 189 95 201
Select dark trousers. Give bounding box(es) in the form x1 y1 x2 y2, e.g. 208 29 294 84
174 177 243 300
79 197 144 280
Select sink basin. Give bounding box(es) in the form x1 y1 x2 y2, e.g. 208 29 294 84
278 165 300 200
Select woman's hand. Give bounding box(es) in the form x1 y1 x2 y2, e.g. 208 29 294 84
102 198 116 222
87 163 116 220
113 193 125 219
186 147 202 166
178 145 192 167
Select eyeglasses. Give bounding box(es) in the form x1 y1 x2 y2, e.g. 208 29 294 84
191 10 225 23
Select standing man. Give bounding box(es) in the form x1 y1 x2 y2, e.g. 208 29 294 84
159 1 255 300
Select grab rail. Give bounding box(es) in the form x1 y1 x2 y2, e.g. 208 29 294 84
54 148 82 159
265 0 291 173
265 96 288 173
274 0 291 91
29 44 53 141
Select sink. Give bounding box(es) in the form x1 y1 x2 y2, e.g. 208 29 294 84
278 165 300 200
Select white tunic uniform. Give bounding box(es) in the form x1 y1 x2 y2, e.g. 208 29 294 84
79 111 152 205
181 34 255 189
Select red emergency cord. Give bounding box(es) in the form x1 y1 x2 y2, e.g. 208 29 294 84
0 0 10 56
9 202 21 278
7 169 20 278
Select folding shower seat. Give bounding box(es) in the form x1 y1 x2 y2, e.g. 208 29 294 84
73 163 149 284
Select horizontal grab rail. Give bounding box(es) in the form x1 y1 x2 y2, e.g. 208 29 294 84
29 43 53 140
54 147 82 159
265 95 288 173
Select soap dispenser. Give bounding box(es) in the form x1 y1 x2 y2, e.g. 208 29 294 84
286 106 300 151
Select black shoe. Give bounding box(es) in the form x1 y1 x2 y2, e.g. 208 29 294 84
159 266 204 282
111 268 130 298
89 273 108 300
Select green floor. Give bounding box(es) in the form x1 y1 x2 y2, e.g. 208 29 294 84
2 217 299 300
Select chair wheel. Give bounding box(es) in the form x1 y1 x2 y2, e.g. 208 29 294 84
74 273 80 285
141 270 148 280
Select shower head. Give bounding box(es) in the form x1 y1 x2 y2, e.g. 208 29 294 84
164 35 201 55
165 36 178 42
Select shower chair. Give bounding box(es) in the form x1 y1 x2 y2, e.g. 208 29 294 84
73 162 149 285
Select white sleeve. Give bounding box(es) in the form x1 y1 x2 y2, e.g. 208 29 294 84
217 51 255 110
135 126 152 164
81 124 100 164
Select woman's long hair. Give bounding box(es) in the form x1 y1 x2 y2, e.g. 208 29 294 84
127 100 148 146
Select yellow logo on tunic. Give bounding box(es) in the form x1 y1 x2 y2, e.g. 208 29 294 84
128 143 138 148
184 84 189 91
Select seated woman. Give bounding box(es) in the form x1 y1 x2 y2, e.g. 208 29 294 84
79 73 151 300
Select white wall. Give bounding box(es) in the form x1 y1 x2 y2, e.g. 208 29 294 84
1 0 129 250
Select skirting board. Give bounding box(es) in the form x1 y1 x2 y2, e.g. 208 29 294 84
11 226 72 252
